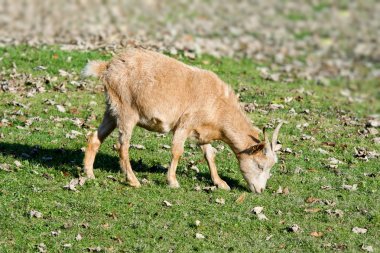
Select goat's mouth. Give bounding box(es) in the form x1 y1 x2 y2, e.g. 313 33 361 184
249 184 264 194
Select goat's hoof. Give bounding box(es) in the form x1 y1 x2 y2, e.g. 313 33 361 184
85 173 96 179
168 180 180 189
128 180 141 188
216 180 231 190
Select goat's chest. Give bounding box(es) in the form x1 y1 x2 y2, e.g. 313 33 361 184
190 124 222 144
137 117 173 133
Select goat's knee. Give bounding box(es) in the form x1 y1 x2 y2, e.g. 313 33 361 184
83 131 102 179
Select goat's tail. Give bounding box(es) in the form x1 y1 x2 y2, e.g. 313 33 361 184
82 60 108 78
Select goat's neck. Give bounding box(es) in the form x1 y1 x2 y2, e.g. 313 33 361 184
220 108 260 155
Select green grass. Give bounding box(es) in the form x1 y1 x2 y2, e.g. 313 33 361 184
0 46 379 252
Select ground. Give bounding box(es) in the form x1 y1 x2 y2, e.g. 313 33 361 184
0 46 379 252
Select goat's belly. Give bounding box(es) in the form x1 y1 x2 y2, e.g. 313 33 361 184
137 117 173 133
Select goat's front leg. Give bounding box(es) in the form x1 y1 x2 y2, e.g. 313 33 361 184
200 144 230 190
167 129 188 188
119 122 141 188
83 110 116 179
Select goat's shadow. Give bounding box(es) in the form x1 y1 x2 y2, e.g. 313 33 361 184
0 142 246 190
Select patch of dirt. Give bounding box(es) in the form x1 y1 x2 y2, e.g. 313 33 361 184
1 0 379 80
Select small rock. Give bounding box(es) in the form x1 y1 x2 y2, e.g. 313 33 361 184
0 163 12 172
287 224 300 233
251 206 264 214
14 160 22 167
30 210 43 218
294 167 303 174
195 233 205 239
63 177 87 192
56 105 66 113
288 108 297 115
361 245 374 252
87 246 102 252
63 243 72 248
326 209 344 217
81 222 90 229
106 175 118 181
321 185 333 190
327 157 344 168
268 73 280 82
215 198 225 205
194 185 201 191
58 69 70 77
130 144 146 150
257 213 268 221
190 165 199 173
141 178 150 185
367 128 379 135
51 230 61 236
202 186 216 192
76 233 83 241
352 227 367 234
34 65 47 71
36 243 47 253
62 222 73 229
65 130 82 139
242 102 256 113
301 134 315 141
354 147 379 161
163 200 172 207
317 148 329 155
269 103 284 110
366 119 380 128
342 184 358 191
184 51 196 60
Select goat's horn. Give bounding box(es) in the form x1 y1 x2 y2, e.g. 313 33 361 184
262 127 268 143
262 127 272 152
271 122 283 151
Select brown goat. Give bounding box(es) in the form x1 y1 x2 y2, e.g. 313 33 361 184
82 48 282 193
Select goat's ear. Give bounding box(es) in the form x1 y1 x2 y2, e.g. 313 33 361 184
251 142 266 155
249 135 260 144
239 142 265 155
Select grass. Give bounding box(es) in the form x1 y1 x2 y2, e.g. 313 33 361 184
0 46 379 252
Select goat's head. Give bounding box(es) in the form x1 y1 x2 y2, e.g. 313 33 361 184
238 123 283 193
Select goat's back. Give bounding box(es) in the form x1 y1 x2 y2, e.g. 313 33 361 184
102 48 239 132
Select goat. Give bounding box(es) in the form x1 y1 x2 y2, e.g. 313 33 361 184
82 48 283 193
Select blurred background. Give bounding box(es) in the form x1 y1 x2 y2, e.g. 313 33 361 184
1 0 379 81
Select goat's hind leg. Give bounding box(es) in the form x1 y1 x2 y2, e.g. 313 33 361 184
118 115 141 188
83 109 117 179
200 144 230 190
